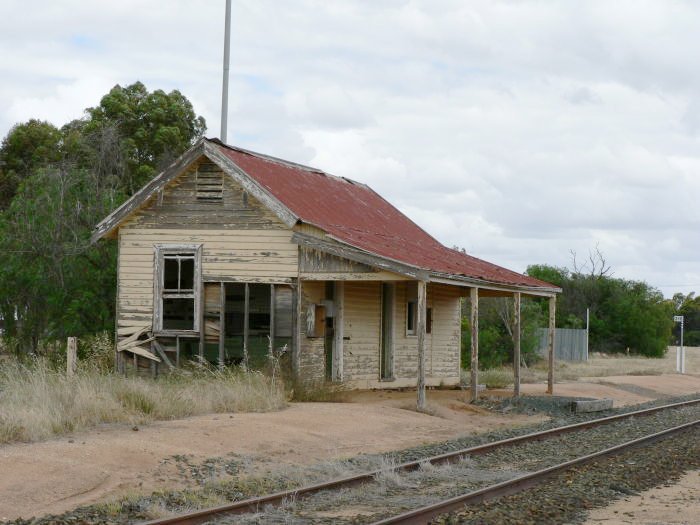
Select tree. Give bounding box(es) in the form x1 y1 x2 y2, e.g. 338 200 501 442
0 120 62 209
527 259 673 357
85 82 206 193
672 293 700 346
461 296 544 369
0 82 206 351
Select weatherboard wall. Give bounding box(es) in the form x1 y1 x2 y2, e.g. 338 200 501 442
116 159 298 335
296 279 462 389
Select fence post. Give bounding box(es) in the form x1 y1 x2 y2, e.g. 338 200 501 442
67 337 77 376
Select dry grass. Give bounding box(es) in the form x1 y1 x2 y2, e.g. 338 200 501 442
0 359 286 444
477 346 700 384
289 378 349 402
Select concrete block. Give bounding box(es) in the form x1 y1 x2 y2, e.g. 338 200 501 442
573 398 614 413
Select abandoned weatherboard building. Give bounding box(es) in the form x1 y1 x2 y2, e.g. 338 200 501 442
93 138 560 393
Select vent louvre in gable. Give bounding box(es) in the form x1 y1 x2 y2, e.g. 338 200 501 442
195 162 224 202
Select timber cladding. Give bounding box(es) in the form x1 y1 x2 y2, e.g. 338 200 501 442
343 281 382 382
116 161 298 334
392 282 461 384
299 280 326 384
297 280 461 388
117 229 297 332
125 159 287 230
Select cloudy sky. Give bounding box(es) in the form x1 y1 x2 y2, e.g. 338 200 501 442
1 1 698 298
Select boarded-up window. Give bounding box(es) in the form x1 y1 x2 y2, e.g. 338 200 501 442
196 163 223 202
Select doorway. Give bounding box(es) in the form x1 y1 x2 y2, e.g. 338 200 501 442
324 281 335 380
380 283 394 380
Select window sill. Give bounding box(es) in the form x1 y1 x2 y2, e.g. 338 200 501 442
379 377 396 382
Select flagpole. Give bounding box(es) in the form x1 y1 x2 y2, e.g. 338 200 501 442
220 0 232 142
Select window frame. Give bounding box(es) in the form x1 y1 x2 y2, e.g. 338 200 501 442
406 300 417 336
153 244 203 335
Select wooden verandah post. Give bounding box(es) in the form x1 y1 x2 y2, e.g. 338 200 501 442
416 280 427 411
513 292 521 398
547 295 556 394
470 287 479 403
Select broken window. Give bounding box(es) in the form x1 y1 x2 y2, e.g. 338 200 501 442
221 283 293 368
155 245 201 333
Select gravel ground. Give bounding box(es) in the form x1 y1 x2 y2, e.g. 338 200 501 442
435 427 700 524
210 403 700 524
5 395 698 525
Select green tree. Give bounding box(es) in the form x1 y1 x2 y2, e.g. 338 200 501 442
0 120 62 209
85 81 206 193
461 296 544 369
0 82 206 351
527 262 673 357
672 293 700 346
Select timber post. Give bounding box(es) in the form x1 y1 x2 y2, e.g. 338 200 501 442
219 282 226 369
243 282 250 370
547 295 556 394
416 280 427 411
269 284 276 366
470 287 479 403
513 292 521 398
332 281 344 382
67 337 77 377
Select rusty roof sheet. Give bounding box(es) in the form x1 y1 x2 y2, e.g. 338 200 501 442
211 139 556 290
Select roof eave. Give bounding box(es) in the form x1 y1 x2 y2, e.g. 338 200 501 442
91 140 207 243
429 272 561 296
292 231 430 281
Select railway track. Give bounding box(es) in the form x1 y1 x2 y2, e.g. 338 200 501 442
142 398 700 525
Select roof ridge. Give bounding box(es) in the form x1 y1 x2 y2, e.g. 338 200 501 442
206 137 369 188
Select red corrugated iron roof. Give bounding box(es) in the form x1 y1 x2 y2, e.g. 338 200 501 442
211 139 555 290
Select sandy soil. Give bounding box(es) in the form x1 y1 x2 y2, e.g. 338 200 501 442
585 469 700 524
515 373 700 407
1 373 698 521
0 399 539 521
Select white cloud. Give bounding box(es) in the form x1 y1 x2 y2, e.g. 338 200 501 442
1 0 699 297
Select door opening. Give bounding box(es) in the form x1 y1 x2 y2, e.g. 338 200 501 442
324 281 335 380
380 283 394 380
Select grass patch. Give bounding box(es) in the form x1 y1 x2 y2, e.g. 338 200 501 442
478 368 514 388
288 378 348 402
461 367 514 389
0 358 286 444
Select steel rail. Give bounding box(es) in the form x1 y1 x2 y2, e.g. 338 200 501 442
372 418 700 525
141 398 700 525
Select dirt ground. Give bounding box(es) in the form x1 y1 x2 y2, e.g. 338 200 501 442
513 373 700 406
585 469 700 524
0 399 538 521
1 372 699 521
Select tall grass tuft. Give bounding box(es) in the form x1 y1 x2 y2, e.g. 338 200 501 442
0 358 286 444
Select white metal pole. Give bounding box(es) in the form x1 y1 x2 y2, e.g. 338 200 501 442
220 0 232 142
